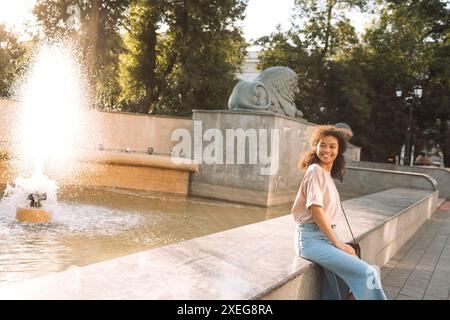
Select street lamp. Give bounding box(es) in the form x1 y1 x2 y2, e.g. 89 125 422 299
395 85 423 166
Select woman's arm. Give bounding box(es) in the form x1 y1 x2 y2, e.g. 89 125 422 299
310 204 356 256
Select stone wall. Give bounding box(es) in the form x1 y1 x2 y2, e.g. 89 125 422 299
189 110 314 206
0 98 195 194
88 111 191 155
337 166 438 199
189 110 361 206
348 160 450 199
0 98 192 155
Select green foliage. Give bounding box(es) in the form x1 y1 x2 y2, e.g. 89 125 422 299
0 25 28 97
292 0 366 59
258 0 450 164
28 0 449 165
118 0 165 113
258 0 372 155
361 0 450 163
118 0 248 114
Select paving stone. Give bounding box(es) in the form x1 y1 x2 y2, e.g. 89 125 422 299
422 295 446 300
414 264 435 273
383 260 399 269
383 275 409 288
435 261 450 273
380 208 450 300
407 249 425 257
432 237 447 242
394 261 416 272
431 271 450 283
381 267 393 280
404 277 429 289
382 285 401 300
439 253 450 260
396 294 420 300
425 286 449 299
399 285 425 299
426 247 444 255
409 270 432 280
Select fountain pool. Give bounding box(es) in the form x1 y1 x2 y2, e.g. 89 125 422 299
0 184 291 284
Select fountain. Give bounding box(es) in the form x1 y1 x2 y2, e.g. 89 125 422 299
0 40 292 284
3 41 91 224
8 174 55 223
16 191 51 223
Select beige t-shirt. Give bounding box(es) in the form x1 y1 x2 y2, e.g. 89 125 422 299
291 163 343 225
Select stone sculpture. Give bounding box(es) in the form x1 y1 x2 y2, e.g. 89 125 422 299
228 66 303 118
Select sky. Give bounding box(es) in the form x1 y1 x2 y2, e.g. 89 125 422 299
0 0 35 31
0 0 373 44
243 0 374 42
243 0 296 42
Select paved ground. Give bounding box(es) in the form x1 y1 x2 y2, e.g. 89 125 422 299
381 201 450 300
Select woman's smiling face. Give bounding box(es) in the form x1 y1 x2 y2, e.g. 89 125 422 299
316 135 339 167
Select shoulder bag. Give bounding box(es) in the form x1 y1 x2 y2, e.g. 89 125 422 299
340 201 361 259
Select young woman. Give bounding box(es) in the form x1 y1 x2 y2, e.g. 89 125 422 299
292 125 387 300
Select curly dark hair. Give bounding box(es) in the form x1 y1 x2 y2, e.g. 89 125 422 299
299 125 353 182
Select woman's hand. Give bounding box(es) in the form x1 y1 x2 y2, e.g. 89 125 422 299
335 240 357 257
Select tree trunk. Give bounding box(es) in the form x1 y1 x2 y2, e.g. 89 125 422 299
320 0 335 62
443 148 450 168
143 27 157 113
87 0 100 106
441 121 450 167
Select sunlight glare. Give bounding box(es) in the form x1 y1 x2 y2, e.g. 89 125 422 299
0 0 36 31
16 42 87 176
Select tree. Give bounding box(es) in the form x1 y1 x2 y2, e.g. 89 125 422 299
292 0 366 61
258 0 450 164
118 0 248 115
0 25 28 97
33 0 130 109
257 0 372 153
361 0 450 164
118 0 165 113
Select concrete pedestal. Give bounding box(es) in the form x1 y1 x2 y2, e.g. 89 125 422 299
16 207 52 223
189 110 315 206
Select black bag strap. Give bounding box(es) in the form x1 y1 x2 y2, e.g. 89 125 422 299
340 201 357 246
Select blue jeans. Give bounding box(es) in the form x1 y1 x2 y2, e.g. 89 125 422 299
296 223 387 300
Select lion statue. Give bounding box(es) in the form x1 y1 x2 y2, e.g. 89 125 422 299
228 66 303 118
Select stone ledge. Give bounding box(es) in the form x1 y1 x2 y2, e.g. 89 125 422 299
348 161 450 199
349 167 437 187
0 149 199 173
0 151 198 195
0 188 439 299
192 109 312 125
338 167 438 200
80 150 199 173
